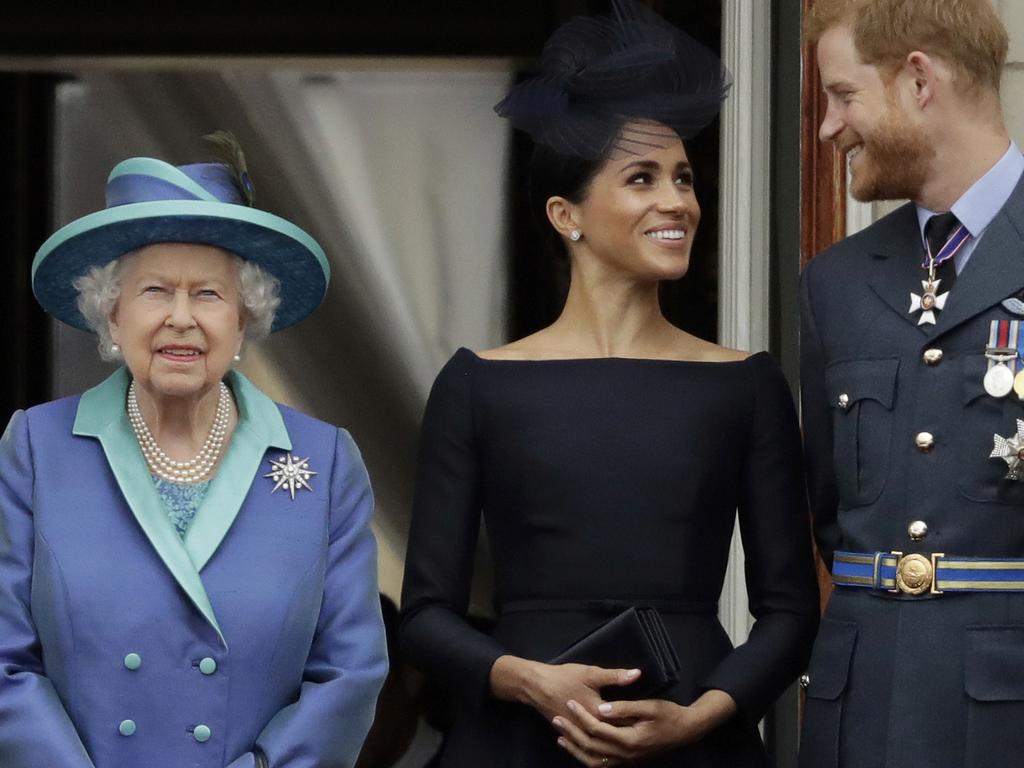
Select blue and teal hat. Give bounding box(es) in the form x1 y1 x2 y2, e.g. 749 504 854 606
33 155 330 333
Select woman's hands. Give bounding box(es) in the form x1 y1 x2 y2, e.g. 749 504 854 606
552 689 738 767
489 656 739 765
489 655 641 723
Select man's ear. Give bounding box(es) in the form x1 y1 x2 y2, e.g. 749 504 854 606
904 50 940 108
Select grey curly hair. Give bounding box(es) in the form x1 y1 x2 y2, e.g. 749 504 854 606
73 249 281 362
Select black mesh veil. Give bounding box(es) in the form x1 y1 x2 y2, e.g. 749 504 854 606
494 0 731 158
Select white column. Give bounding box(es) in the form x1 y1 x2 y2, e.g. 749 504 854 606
717 0 773 645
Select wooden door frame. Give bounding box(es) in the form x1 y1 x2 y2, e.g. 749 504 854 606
800 0 844 608
801 0 846 268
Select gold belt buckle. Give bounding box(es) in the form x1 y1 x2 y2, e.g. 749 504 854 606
890 551 945 595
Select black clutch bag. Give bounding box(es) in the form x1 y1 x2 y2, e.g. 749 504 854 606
550 606 681 700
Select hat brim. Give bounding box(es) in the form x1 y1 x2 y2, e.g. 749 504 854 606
33 200 330 333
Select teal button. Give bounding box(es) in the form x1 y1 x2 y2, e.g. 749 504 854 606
119 719 136 737
198 657 217 675
193 724 211 743
124 653 142 671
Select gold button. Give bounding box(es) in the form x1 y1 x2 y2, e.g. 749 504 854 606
838 393 850 409
915 432 935 452
922 349 943 366
908 520 928 540
799 673 810 690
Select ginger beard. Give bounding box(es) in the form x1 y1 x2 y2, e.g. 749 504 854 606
842 95 935 203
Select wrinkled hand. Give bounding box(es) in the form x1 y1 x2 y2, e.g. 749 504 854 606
553 689 738 767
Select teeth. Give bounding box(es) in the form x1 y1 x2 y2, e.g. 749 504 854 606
163 349 199 356
646 229 686 241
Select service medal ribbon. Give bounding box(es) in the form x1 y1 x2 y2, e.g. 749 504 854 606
984 320 1019 398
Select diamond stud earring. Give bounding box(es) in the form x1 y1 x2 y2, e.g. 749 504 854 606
570 230 582 242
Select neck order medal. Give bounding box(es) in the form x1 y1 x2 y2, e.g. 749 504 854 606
910 218 969 325
909 279 949 326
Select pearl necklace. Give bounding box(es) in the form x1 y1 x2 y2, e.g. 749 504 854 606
127 380 231 484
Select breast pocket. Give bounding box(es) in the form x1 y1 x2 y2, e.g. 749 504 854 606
957 354 1024 504
825 357 899 508
964 626 1024 766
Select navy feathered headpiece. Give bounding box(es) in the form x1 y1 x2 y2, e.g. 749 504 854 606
495 0 731 158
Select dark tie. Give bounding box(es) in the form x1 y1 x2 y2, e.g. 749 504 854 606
925 211 961 291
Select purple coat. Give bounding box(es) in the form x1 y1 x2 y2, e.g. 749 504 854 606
0 368 387 767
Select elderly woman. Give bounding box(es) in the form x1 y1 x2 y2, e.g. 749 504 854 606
0 137 388 768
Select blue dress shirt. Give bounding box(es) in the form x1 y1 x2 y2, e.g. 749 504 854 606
916 141 1024 274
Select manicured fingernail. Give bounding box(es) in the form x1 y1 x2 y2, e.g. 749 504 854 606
552 717 563 728
624 668 641 679
557 737 567 748
566 700 578 711
599 703 613 714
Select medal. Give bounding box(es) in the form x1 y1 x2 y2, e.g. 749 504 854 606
992 419 1024 481
985 363 1015 397
909 279 949 326
910 220 969 325
1015 370 1024 400
984 320 1020 398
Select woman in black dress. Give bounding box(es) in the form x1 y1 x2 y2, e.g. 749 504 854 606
400 3 819 766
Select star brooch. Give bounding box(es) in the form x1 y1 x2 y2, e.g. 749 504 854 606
909 279 949 325
264 454 318 499
991 419 1024 481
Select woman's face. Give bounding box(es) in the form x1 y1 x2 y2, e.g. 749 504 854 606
566 128 700 282
109 243 244 401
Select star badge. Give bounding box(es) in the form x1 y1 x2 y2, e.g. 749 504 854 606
991 419 1024 481
909 279 949 325
264 454 318 499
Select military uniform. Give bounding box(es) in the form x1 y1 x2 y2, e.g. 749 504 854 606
798 149 1024 767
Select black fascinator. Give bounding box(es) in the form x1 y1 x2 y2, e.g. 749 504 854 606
495 0 731 159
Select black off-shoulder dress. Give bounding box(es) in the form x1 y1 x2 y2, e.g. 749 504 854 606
400 348 819 767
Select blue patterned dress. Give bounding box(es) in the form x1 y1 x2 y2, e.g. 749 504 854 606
152 476 210 539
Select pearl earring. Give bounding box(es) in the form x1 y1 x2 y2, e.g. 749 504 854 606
233 353 241 362
110 344 121 355
570 230 582 242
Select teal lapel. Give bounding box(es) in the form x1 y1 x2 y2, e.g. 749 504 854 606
73 368 227 646
184 370 291 572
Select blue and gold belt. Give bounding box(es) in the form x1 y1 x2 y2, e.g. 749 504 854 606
833 551 1024 595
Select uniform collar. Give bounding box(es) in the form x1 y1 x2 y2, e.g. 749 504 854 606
72 367 292 647
915 141 1024 242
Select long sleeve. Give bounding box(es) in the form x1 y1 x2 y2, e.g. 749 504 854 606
399 352 506 705
251 429 388 768
0 411 96 767
799 264 842 564
700 355 820 722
